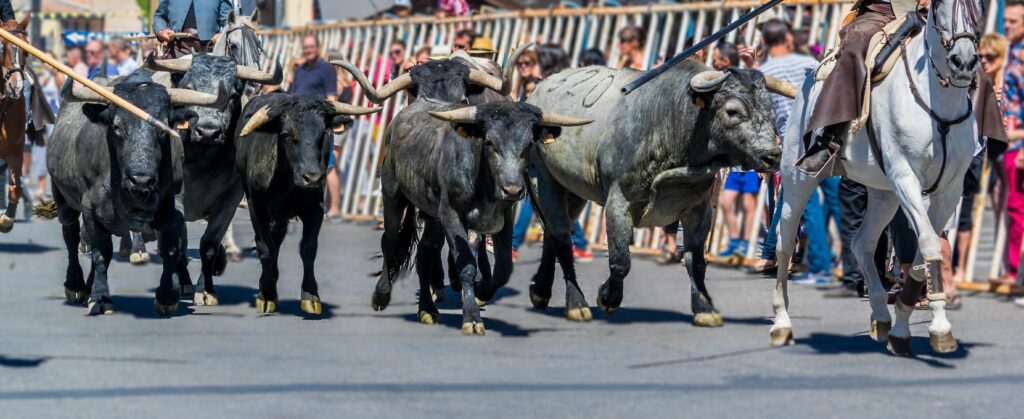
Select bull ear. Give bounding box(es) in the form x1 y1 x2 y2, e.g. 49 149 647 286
533 126 562 145
81 103 111 124
329 115 353 134
170 109 198 131
690 70 729 93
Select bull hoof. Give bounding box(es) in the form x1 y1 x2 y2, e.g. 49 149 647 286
870 320 891 342
419 310 440 325
0 215 13 233
461 321 485 336
458 293 487 307
129 251 150 265
565 306 592 322
371 290 391 311
528 284 550 310
87 298 114 316
430 286 445 303
886 335 913 356
596 280 622 314
929 331 958 353
154 300 179 316
255 296 277 314
300 293 322 315
194 292 219 307
769 327 794 346
693 311 724 328
65 288 89 305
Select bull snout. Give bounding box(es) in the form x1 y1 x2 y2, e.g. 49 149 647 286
758 148 782 171
947 39 979 84
298 171 325 189
501 184 524 201
192 122 224 143
123 173 158 192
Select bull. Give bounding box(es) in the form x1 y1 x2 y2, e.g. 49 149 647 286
340 57 591 335
46 69 226 315
234 92 380 315
525 60 792 325
144 53 282 306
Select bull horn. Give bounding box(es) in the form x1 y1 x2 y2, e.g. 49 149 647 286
690 70 729 93
168 82 230 109
331 60 412 103
144 55 193 73
327 101 382 115
428 106 478 124
764 76 798 99
239 105 272 137
237 60 283 85
68 81 108 103
500 43 533 96
466 68 504 92
539 111 594 127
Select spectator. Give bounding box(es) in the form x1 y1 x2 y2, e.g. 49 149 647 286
1001 0 1024 288
390 0 413 18
108 37 139 75
453 29 475 52
753 19 823 283
578 48 606 67
324 50 354 223
388 40 406 79
712 42 739 70
65 47 89 78
437 0 471 18
537 43 569 77
617 26 646 70
84 39 118 80
290 34 339 221
514 48 541 100
468 36 496 60
413 45 431 65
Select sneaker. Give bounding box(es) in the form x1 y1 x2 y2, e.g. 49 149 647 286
735 240 748 256
573 247 593 262
716 238 741 258
511 249 519 262
791 270 832 285
1014 297 1024 308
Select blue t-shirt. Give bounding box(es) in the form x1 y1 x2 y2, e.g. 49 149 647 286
87 63 120 80
289 59 338 98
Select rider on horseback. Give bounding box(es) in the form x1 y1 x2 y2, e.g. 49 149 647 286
798 0 928 174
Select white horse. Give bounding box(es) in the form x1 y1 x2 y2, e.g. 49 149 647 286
771 0 982 355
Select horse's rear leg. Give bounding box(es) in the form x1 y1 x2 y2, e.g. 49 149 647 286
854 188 900 342
771 172 823 346
0 151 24 232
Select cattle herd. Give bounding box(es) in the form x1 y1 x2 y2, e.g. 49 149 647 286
30 36 800 337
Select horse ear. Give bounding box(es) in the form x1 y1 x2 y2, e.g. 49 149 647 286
18 12 31 31
227 10 236 26
250 8 259 22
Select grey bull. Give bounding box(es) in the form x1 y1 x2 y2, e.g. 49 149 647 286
524 59 793 324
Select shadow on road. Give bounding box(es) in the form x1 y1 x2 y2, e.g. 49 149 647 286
398 312 558 337
0 355 47 368
797 332 987 368
527 305 773 326
0 242 58 254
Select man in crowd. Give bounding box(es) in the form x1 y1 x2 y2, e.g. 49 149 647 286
290 34 340 221
108 37 138 76
85 39 118 80
65 47 89 78
617 26 646 70
453 29 475 52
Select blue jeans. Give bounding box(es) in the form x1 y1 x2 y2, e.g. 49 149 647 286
763 178 840 274
511 196 588 250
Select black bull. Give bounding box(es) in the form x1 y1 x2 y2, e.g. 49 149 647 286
44 69 227 315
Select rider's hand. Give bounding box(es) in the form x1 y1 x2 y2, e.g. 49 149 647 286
738 45 757 69
211 33 221 43
157 29 175 43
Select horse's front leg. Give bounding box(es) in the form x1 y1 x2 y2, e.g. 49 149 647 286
771 171 823 346
0 151 24 232
853 188 900 342
922 188 962 353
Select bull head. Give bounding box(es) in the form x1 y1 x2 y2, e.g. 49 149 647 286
239 100 381 137
144 54 283 85
331 60 506 103
690 70 796 99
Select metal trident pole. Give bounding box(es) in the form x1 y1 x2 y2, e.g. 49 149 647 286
621 0 785 94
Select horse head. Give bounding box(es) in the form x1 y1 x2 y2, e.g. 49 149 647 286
929 0 982 87
0 13 30 100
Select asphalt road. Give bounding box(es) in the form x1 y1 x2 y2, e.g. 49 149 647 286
1 213 1022 418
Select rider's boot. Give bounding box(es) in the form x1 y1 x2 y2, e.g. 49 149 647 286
796 125 844 176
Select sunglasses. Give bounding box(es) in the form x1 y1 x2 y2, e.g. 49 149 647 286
516 60 534 67
453 44 469 51
980 53 998 61
619 37 637 43
389 49 403 56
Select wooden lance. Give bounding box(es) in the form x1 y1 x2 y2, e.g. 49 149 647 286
0 27 181 139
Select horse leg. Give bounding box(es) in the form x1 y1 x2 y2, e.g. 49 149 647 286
853 188 900 342
681 195 721 327
771 173 823 346
922 189 962 353
0 150 24 232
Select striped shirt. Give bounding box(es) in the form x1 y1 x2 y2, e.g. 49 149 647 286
758 53 819 135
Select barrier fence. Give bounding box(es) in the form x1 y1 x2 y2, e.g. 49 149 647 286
255 0 1009 287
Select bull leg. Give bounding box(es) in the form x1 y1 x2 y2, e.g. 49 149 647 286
446 250 461 292
0 151 24 232
118 235 132 258
373 192 412 311
56 188 87 304
681 197 721 327
176 225 193 296
439 204 484 335
771 173 821 346
524 161 584 318
248 198 280 314
853 188 900 342
82 212 114 315
297 201 325 315
416 217 445 324
477 208 515 303
153 206 184 316
597 184 632 315
195 192 242 306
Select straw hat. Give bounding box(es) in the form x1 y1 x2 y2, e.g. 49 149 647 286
468 37 496 58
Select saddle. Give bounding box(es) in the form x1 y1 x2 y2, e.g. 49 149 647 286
814 12 923 135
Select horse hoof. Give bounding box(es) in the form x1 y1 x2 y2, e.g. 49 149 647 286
255 296 277 314
769 327 794 346
430 286 445 303
130 251 150 265
87 299 114 316
870 320 891 342
929 331 958 353
528 284 550 310
566 306 592 322
371 290 391 311
65 288 89 305
887 335 913 356
154 300 178 316
194 292 219 307
300 297 322 316
419 310 440 325
461 322 485 336
0 215 13 233
693 311 724 328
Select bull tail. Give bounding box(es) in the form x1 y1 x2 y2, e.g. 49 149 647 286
380 204 419 282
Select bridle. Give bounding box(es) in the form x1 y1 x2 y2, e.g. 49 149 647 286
0 28 27 98
924 0 980 88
